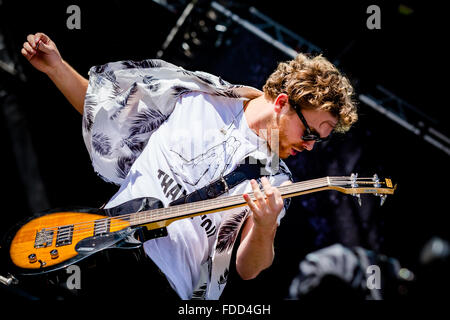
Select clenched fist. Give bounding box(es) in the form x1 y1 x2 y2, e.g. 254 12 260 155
21 32 62 75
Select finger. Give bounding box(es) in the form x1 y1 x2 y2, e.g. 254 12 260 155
260 176 270 188
21 48 32 60
261 177 284 212
266 187 280 210
36 40 52 53
261 177 277 207
38 39 54 54
243 193 260 214
261 177 274 197
31 33 52 53
23 42 36 55
35 32 50 45
26 34 36 48
267 189 282 212
250 179 265 206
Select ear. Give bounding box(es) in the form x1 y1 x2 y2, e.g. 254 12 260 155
273 93 290 114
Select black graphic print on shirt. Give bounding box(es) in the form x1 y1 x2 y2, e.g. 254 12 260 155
157 168 188 201
157 169 216 238
169 136 242 187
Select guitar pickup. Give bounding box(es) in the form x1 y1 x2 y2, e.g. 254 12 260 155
56 225 74 247
94 219 111 236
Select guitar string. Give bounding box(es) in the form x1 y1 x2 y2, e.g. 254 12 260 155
45 177 328 232
32 177 386 240
34 176 382 241
41 178 329 235
35 176 383 241
30 178 331 241
30 176 391 244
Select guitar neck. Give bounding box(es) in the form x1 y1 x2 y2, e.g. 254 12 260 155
127 177 332 227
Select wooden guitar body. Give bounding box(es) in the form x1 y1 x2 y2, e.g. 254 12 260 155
5 202 159 276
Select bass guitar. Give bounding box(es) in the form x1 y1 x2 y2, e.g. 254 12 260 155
5 174 396 276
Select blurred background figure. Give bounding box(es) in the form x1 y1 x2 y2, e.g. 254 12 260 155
287 237 449 300
287 244 414 300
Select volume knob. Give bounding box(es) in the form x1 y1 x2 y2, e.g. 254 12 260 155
50 249 59 259
28 253 37 263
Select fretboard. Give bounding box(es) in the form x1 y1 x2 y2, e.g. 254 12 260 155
127 177 334 227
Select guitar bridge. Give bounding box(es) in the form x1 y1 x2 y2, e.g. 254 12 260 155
34 229 54 248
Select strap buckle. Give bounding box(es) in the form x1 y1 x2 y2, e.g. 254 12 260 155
220 175 229 193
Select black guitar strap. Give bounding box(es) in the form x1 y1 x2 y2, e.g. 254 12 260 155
169 156 267 207
108 156 268 242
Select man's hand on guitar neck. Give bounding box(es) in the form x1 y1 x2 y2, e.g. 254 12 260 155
236 177 287 280
244 177 284 231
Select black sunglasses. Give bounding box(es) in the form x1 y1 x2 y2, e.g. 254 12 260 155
289 100 331 143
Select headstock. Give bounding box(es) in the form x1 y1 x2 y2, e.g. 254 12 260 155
329 173 397 206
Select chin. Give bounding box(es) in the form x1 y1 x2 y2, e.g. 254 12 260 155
269 145 291 159
278 150 290 159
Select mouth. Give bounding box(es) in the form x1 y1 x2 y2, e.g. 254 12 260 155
290 147 302 156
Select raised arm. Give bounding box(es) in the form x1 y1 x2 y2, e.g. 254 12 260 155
21 32 88 115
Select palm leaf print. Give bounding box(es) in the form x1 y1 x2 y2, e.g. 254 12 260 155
177 68 195 77
138 59 163 69
172 85 193 98
142 76 160 92
191 284 207 300
92 132 112 156
110 83 139 120
121 60 139 69
215 209 249 253
83 95 95 132
194 73 215 86
128 108 168 138
218 268 229 285
116 155 137 180
121 135 146 154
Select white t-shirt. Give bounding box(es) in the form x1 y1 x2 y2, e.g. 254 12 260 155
105 92 292 299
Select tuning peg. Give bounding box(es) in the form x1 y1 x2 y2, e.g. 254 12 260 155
380 194 387 206
350 173 362 206
350 173 358 188
352 193 362 206
372 174 381 197
372 174 381 194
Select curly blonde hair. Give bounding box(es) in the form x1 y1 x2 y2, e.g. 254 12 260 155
263 53 358 133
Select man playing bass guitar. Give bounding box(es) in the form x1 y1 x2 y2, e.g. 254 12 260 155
20 32 358 300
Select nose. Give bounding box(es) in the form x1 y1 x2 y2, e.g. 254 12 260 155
302 140 315 151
